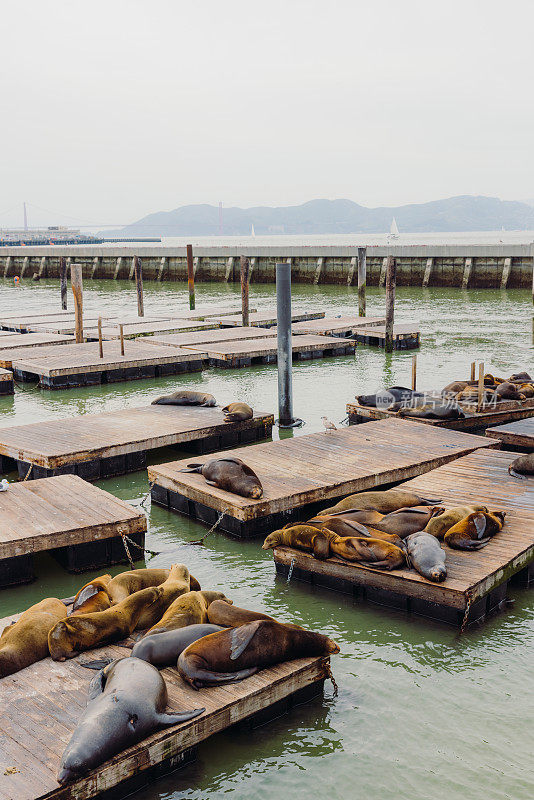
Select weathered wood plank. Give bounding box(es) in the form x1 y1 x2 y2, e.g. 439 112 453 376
212 310 326 328
348 401 534 432
486 418 534 450
144 326 279 349
291 316 386 336
185 335 354 363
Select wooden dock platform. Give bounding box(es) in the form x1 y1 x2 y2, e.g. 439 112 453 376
0 475 146 585
0 368 13 395
274 448 534 626
212 310 325 328
486 417 534 450
82 319 216 341
145 325 279 349
291 315 386 337
347 399 534 433
0 334 75 368
0 633 326 800
149 418 497 537
352 323 420 349
185 335 355 368
174 304 257 320
0 406 274 480
11 341 206 389
0 312 74 332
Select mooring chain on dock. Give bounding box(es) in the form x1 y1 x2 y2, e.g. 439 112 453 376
187 507 229 545
459 589 474 635
138 480 155 511
286 557 296 583
117 524 161 569
22 463 33 482
323 659 339 697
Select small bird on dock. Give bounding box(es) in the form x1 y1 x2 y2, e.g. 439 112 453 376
321 416 337 433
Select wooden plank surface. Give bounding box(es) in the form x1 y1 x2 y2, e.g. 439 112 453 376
185 335 353 361
274 447 534 609
0 335 76 368
0 406 274 469
486 418 534 449
0 475 146 559
347 401 534 431
0 368 12 382
0 633 325 800
83 320 216 340
352 323 420 338
212 310 325 328
174 304 257 320
149 418 497 522
291 315 386 335
144 326 280 349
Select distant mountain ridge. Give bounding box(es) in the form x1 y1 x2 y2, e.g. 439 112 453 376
103 196 534 237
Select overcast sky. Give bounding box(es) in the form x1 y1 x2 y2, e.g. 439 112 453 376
1 0 533 228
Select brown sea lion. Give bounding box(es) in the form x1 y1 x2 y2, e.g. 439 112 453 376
48 587 163 661
494 382 526 401
456 386 495 403
518 383 534 398
396 403 465 420
424 505 489 539
134 564 193 630
147 590 232 635
329 537 406 569
366 506 445 538
405 532 447 582
444 511 506 550
0 598 68 677
509 372 532 383
222 402 253 422
151 390 216 406
442 380 469 394
106 568 171 604
357 387 424 408
178 620 339 689
322 489 441 515
130 624 224 667
509 452 534 478
69 575 112 616
207 600 275 627
305 515 404 548
180 457 263 499
262 525 338 559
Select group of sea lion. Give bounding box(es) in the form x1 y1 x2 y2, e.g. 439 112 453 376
151 389 254 423
442 371 534 404
262 488 508 581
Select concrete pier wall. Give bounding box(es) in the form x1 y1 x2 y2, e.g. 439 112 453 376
0 244 532 288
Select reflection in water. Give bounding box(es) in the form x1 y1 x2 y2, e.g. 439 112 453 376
0 280 532 800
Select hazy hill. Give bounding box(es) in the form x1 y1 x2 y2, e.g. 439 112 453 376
103 196 534 237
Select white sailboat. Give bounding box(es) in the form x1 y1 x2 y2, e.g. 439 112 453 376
250 223 256 238
389 217 400 238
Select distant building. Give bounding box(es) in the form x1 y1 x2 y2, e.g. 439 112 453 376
0 227 100 246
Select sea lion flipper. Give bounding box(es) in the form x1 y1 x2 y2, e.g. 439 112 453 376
79 658 113 671
87 665 110 700
508 466 525 479
180 464 203 474
472 513 487 539
204 480 219 487
230 620 263 660
157 707 205 725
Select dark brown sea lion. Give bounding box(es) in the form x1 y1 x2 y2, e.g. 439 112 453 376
57 657 205 783
0 598 68 678
442 380 469 394
518 383 534 398
305 515 404 548
329 537 406 569
177 620 339 689
151 390 216 406
106 568 171 604
357 386 423 408
207 600 274 627
456 386 495 403
444 511 506 550
368 506 445 538
134 564 193 630
494 382 526 401
424 504 489 539
509 452 534 478
262 525 338 559
405 532 447 582
147 590 232 635
69 575 112 616
130 624 224 667
322 489 441 515
222 402 253 422
48 587 163 661
509 372 532 383
180 457 263 499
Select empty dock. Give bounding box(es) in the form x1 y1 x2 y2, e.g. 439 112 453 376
213 310 325 328
486 417 534 450
185 335 355 368
82 319 216 340
291 315 386 337
275 448 534 626
0 475 146 585
0 405 274 480
145 326 279 349
352 323 420 349
0 334 76 368
149 418 497 537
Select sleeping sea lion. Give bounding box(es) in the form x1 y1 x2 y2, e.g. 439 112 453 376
178 620 339 689
48 587 163 661
262 525 338 560
405 532 447 582
330 537 406 569
134 564 193 630
456 386 495 403
207 600 275 627
396 403 465 420
305 515 404 548
222 402 253 422
442 380 469 394
0 598 68 677
180 457 263 499
518 384 534 398
444 511 506 550
362 506 445 538
357 386 423 408
509 452 534 478
424 504 489 540
57 657 205 783
131 624 224 667
147 590 232 635
494 382 526 401
151 390 216 406
106 568 171 604
69 575 112 616
322 489 441 515
509 372 532 383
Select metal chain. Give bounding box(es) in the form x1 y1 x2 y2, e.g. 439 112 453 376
286 557 296 583
323 659 339 697
22 463 33 482
187 507 229 545
139 481 155 511
459 590 474 635
120 533 135 570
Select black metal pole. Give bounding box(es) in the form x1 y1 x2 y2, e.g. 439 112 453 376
276 262 295 426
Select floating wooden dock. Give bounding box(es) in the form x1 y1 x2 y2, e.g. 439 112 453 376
0 634 327 800
352 323 420 349
0 334 75 368
174 304 257 320
0 475 146 585
145 326 279 349
0 368 13 395
486 417 534 451
0 406 274 480
82 319 216 341
274 448 534 626
149 418 497 537
0 312 73 332
291 315 386 337
347 399 534 432
185 335 355 368
212 310 325 328
11 341 206 389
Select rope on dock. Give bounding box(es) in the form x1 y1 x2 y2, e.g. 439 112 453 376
187 507 229 545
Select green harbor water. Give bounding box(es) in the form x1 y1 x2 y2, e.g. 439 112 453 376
0 279 532 800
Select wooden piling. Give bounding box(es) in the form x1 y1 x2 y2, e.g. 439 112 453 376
384 256 396 353
60 257 68 310
240 256 250 327
119 324 125 356
470 361 476 381
477 362 484 412
187 244 195 310
411 355 417 391
97 317 103 358
134 256 144 317
357 247 366 317
70 264 83 343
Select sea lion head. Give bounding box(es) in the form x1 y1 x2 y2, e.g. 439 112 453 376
48 618 82 661
248 484 263 499
325 637 341 654
428 564 447 583
262 531 282 550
